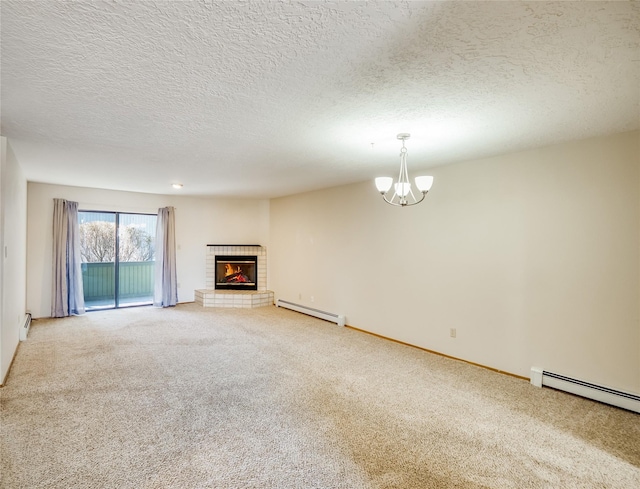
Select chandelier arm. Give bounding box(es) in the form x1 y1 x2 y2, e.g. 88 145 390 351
381 195 401 206
381 191 426 207
381 192 426 207
410 191 427 206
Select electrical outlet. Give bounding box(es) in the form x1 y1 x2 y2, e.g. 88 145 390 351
450 328 456 338
298 293 302 300
310 296 315 302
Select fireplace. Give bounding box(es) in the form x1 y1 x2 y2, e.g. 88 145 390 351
196 245 272 308
215 255 258 291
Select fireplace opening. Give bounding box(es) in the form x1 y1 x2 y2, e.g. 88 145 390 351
215 255 258 291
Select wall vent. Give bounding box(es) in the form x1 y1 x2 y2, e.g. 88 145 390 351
19 313 32 341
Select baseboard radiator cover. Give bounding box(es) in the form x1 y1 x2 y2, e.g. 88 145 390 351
19 313 32 341
531 367 640 414
276 299 345 327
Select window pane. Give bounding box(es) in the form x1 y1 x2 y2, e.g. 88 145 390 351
117 213 156 307
79 211 116 309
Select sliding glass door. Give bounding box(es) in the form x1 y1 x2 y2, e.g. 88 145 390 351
79 211 157 310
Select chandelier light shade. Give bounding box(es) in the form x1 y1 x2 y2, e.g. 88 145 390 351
375 133 433 207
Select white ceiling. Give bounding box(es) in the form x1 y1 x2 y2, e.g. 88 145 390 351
1 1 639 198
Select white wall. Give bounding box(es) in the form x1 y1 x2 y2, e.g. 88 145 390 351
1 137 28 384
269 131 640 394
27 183 269 318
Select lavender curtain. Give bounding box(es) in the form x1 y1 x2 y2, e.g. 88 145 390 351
153 206 178 307
51 199 85 317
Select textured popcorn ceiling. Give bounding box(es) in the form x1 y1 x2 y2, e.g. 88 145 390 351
1 1 639 198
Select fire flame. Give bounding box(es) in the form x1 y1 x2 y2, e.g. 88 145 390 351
223 263 248 283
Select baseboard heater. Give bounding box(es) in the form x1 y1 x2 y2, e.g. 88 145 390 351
19 313 32 341
276 299 345 327
531 367 640 414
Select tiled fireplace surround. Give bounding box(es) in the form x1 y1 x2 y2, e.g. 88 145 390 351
195 245 274 308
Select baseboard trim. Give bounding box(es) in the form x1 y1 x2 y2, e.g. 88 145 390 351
345 325 527 381
0 342 21 387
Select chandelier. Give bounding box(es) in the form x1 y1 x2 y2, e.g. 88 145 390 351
375 133 433 207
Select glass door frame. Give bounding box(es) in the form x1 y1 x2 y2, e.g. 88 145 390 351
79 209 157 310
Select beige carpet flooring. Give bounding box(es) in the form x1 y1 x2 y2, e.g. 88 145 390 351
1 303 638 488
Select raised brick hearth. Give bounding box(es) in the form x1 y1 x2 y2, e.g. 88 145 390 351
194 289 274 308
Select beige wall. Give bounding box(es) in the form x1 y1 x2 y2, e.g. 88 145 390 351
27 183 269 318
21 131 640 393
1 137 28 383
269 131 640 393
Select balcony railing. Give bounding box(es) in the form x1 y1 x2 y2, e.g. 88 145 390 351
82 261 155 306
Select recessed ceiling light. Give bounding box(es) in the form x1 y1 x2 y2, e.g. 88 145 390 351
172 183 183 189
